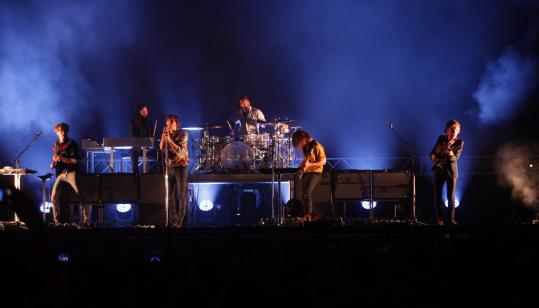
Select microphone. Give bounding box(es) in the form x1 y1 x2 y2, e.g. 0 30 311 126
34 131 43 140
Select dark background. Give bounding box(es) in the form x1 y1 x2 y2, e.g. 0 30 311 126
1 0 538 223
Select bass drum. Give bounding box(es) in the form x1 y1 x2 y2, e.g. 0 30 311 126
220 141 256 172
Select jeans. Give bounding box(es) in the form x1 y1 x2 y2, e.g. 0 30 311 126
167 165 188 226
51 171 90 224
294 172 322 217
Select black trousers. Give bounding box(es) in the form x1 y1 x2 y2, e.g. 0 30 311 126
167 165 188 226
433 168 458 223
294 172 322 216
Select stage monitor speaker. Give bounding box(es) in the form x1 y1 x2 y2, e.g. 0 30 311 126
139 173 165 204
312 172 332 220
64 174 101 203
100 174 139 203
138 203 165 226
332 170 370 200
371 169 410 200
80 174 101 203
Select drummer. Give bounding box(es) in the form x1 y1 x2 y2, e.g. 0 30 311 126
231 96 266 136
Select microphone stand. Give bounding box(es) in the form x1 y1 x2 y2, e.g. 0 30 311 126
163 129 169 227
389 124 424 225
14 131 42 169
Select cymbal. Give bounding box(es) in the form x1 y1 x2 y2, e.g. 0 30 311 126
183 124 224 131
263 119 295 126
182 127 204 131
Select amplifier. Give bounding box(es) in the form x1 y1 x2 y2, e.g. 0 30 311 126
332 170 370 200
371 169 410 200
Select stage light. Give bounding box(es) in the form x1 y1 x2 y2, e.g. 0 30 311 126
57 253 70 263
198 199 214 212
40 201 52 213
149 256 161 263
444 199 460 208
116 203 132 213
361 201 377 210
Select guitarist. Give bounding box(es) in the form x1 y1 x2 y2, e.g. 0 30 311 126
292 130 327 222
50 122 90 227
430 120 464 225
160 114 189 228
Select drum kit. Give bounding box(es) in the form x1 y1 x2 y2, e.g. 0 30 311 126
184 119 299 173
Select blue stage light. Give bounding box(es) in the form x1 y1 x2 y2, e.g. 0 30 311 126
444 199 460 208
57 253 70 263
116 203 132 213
361 201 377 210
198 199 214 212
40 201 52 213
149 256 161 263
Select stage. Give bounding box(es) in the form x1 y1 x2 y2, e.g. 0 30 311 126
1 223 538 307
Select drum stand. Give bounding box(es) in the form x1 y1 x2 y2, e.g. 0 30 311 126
268 138 287 225
38 173 53 223
164 138 169 227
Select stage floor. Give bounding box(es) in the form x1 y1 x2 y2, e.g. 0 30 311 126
2 224 538 307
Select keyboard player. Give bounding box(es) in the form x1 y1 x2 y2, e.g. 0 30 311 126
129 104 152 173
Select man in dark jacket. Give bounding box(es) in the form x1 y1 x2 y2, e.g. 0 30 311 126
430 120 464 225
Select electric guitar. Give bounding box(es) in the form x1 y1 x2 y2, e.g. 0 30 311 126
50 143 59 169
296 158 307 179
296 143 315 179
431 139 455 171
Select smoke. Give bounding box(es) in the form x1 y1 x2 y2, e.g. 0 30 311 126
0 1 138 135
473 48 538 123
496 144 538 207
473 1 539 125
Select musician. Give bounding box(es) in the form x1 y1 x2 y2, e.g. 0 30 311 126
231 96 266 136
129 104 152 173
50 122 90 227
292 130 327 222
160 114 189 228
430 120 464 225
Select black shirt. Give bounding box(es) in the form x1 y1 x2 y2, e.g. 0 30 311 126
430 135 464 178
54 138 80 176
130 116 152 138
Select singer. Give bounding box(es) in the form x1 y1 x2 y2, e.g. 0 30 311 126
50 122 90 227
129 104 152 174
160 114 189 228
430 120 464 225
